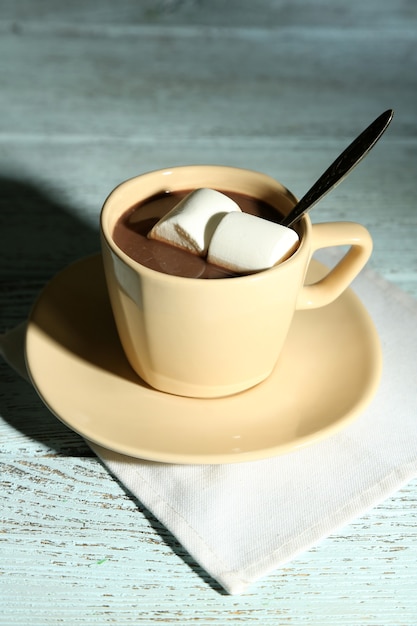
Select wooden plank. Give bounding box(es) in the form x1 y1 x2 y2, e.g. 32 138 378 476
0 26 415 139
1 0 416 29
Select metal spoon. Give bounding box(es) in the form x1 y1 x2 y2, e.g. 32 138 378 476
281 109 394 228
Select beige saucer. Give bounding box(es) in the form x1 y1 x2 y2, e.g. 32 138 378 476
25 255 382 464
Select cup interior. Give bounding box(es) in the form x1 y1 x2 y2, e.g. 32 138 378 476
101 165 308 275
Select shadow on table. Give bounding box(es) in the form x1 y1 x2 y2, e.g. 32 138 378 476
0 174 100 297
0 174 99 455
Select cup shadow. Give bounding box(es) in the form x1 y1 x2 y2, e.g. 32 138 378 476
0 174 101 455
0 174 101 324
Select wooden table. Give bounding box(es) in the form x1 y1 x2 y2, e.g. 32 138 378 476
1 1 416 623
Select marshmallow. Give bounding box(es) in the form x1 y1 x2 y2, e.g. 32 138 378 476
148 188 241 256
207 211 299 273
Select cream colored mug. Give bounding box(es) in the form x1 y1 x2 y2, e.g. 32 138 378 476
100 165 372 398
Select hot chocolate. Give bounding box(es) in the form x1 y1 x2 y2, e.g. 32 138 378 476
113 190 288 278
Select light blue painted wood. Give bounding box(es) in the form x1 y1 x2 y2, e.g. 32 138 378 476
1 1 416 623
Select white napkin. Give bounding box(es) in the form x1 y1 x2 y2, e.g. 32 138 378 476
1 253 417 595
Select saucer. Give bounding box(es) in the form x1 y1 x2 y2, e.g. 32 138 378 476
25 255 382 464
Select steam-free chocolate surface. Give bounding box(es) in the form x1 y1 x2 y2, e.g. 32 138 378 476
113 190 285 278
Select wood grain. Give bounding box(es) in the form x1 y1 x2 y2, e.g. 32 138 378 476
1 0 416 623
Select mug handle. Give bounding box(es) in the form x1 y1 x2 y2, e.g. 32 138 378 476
296 221 373 310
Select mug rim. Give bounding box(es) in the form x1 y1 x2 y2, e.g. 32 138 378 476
100 165 311 284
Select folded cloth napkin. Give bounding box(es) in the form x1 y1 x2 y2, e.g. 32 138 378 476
1 251 417 595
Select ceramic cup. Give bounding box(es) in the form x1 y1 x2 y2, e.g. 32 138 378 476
100 165 372 398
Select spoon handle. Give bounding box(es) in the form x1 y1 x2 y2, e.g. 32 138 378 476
281 109 394 228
